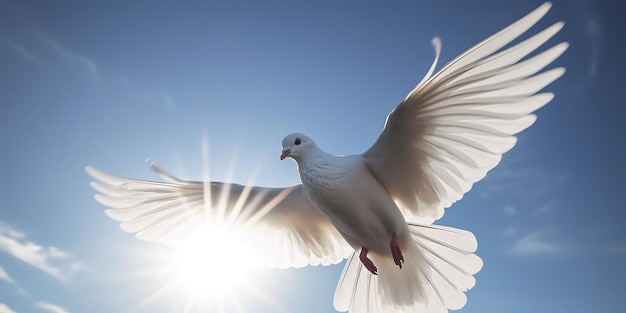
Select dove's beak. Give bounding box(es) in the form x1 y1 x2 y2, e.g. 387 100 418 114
280 148 291 160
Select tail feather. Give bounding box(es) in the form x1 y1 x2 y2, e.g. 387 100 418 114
333 223 482 312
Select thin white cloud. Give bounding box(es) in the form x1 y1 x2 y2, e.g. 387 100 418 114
583 11 602 78
0 39 38 63
503 225 518 237
534 200 556 216
161 92 181 109
0 223 25 239
37 33 98 78
503 205 516 216
47 247 70 259
119 76 179 109
0 266 16 284
35 302 69 313
0 303 18 313
509 227 562 256
482 155 567 200
0 222 82 280
162 93 174 106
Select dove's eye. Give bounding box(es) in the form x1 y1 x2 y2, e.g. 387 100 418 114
295 138 301 145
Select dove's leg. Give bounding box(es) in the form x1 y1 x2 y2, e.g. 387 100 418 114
359 247 378 275
390 233 404 269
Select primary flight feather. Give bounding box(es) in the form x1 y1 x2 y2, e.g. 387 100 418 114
87 2 567 312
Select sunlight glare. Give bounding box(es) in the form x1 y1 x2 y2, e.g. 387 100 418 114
175 224 257 296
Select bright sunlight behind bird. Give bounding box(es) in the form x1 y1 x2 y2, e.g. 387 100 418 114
175 225 257 295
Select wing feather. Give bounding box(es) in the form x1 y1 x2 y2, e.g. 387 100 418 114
86 166 352 268
362 2 567 222
428 2 554 87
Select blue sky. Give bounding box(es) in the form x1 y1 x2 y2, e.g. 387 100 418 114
1 0 624 312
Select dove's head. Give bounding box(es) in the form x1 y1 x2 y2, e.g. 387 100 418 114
280 133 316 161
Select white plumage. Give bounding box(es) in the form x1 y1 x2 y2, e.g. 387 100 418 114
87 2 566 312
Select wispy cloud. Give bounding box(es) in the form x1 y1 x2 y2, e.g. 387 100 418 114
0 223 25 239
37 33 98 79
0 266 16 284
119 76 179 109
36 302 70 313
0 222 83 280
483 154 569 258
482 154 568 200
162 93 175 107
509 227 562 256
581 7 602 79
533 200 557 216
0 303 18 313
503 225 518 237
503 205 516 216
0 39 38 63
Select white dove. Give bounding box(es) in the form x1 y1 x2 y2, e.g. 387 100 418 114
87 2 567 312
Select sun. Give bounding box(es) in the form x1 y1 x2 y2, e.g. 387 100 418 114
174 224 258 296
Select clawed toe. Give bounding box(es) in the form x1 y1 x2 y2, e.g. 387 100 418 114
359 234 404 275
359 247 378 275
390 233 404 269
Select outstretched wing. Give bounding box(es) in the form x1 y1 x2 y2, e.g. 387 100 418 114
362 2 567 223
86 165 352 269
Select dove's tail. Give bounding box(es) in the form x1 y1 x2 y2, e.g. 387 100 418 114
333 223 483 313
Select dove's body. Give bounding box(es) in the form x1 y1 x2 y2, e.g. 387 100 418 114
296 151 410 257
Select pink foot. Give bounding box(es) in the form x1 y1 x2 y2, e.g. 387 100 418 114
390 233 404 269
359 247 378 275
